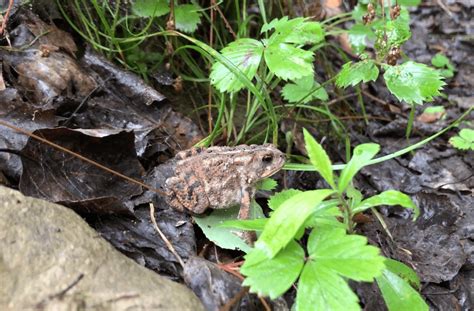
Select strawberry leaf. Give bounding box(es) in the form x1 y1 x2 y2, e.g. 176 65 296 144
336 60 379 88
132 0 169 17
264 43 314 81
174 4 202 33
264 17 325 45
241 241 305 299
255 189 334 258
383 61 445 105
296 228 385 310
210 38 264 93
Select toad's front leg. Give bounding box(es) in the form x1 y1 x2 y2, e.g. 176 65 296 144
237 186 257 245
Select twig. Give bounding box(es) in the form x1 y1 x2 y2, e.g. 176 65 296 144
63 76 112 127
0 0 14 35
436 0 455 19
219 287 249 311
149 203 185 268
214 4 237 40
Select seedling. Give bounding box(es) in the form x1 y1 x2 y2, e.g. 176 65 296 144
222 129 426 310
450 128 474 151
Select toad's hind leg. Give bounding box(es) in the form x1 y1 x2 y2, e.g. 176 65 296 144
166 177 209 214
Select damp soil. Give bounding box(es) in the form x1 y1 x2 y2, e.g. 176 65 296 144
0 1 472 310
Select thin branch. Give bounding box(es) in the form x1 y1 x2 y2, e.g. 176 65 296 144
149 203 185 268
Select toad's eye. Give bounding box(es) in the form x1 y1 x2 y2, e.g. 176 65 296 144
262 154 273 163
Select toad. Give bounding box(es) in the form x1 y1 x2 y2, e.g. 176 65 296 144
164 144 285 240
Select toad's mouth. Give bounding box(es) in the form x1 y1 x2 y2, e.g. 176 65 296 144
262 159 286 178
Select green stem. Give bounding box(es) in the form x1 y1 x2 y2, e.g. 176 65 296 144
406 105 415 139
284 107 473 171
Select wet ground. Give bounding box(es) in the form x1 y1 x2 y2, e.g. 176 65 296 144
0 1 472 310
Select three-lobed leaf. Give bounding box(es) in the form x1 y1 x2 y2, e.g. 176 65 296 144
241 241 305 299
307 228 386 282
383 61 445 105
353 190 419 219
336 60 380 88
303 128 335 188
296 228 386 310
282 76 328 103
338 143 380 193
255 189 334 258
210 38 264 93
296 260 360 311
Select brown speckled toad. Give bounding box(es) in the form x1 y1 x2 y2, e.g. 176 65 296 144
164 144 285 223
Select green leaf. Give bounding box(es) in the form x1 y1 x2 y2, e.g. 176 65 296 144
352 3 368 22
210 38 264 93
431 53 450 68
220 218 267 231
174 4 202 33
296 260 360 311
347 185 363 209
255 189 334 258
398 0 422 6
268 189 302 210
439 69 454 78
338 143 380 193
193 202 264 253
132 0 169 17
257 178 277 191
304 200 344 230
423 105 445 115
263 17 325 46
449 128 474 151
384 8 411 47
264 43 314 81
431 54 454 78
307 228 386 281
348 24 375 54
353 190 419 220
241 241 305 299
383 61 445 105
282 76 328 103
303 128 336 189
336 60 379 88
384 258 421 290
377 269 428 311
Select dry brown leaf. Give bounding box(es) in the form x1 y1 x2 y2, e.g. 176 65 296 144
417 111 445 123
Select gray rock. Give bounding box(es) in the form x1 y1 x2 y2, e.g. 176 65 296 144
0 186 204 310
